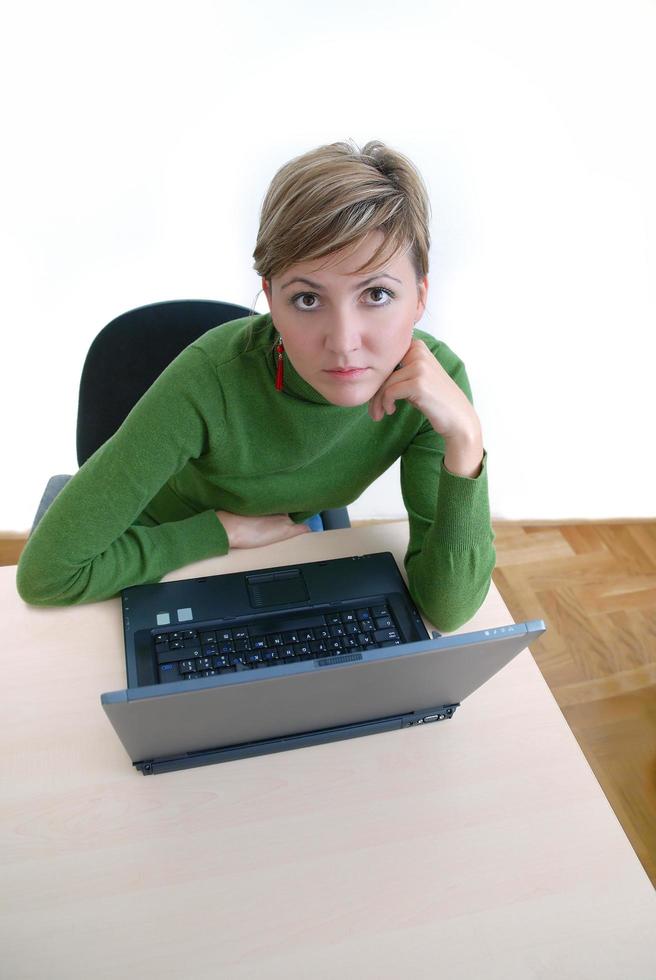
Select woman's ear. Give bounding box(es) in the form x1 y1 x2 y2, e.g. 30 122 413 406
261 277 272 308
415 275 429 322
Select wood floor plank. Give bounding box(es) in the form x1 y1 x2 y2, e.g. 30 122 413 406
559 524 611 555
554 663 656 707
573 575 656 615
513 551 622 591
491 526 574 566
0 535 27 566
593 525 655 574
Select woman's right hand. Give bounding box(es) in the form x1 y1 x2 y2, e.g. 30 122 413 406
215 510 311 549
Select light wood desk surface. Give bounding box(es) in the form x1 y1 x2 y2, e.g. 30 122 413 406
2 522 655 979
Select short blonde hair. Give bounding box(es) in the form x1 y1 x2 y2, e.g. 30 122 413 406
252 139 431 283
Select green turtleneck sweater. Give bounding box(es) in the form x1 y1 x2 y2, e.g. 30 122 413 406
16 314 495 632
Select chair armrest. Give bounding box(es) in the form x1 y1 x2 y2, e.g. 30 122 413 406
30 475 72 536
320 507 351 530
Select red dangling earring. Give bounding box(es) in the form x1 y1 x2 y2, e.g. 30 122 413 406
275 336 284 391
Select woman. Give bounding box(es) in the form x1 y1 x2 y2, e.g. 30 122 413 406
16 140 495 632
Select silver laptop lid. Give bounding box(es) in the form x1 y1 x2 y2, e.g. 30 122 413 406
102 621 546 763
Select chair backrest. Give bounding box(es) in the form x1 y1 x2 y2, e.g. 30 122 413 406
76 299 253 465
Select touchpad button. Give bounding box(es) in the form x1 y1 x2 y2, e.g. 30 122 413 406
246 569 309 608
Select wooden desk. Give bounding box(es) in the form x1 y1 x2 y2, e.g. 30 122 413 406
2 523 655 978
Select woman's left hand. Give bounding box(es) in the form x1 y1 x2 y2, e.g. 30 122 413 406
367 338 480 441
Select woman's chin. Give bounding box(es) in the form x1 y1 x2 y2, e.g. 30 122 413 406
319 385 375 408
314 371 380 407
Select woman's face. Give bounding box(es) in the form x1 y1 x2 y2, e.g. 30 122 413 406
262 231 428 407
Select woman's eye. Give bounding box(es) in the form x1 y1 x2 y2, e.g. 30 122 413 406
367 287 394 305
291 293 319 310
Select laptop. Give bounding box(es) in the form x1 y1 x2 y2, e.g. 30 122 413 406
101 551 546 774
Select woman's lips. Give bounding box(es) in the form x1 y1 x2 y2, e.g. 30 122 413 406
324 368 369 380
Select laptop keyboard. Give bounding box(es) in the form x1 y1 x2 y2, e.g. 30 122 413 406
154 604 402 684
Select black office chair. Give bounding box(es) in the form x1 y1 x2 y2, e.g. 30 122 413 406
31 299 351 533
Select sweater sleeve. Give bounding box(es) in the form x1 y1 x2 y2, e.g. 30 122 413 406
16 345 230 607
400 351 496 633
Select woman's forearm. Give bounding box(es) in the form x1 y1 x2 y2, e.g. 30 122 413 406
443 422 484 479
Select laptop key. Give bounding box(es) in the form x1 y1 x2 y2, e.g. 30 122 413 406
374 617 393 629
371 606 390 618
374 629 400 643
158 649 188 665
158 663 178 683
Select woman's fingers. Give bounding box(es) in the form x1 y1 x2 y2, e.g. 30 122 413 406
215 510 310 548
368 370 411 421
368 341 423 421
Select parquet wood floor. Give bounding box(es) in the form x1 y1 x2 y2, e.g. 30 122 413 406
3 520 655 883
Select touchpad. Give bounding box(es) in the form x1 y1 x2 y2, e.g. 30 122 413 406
246 569 309 608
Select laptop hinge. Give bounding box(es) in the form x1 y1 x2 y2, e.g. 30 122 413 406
134 703 461 775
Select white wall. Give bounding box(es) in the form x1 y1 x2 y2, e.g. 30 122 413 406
3 0 655 531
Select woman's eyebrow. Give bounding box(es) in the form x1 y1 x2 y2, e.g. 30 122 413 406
280 273 402 291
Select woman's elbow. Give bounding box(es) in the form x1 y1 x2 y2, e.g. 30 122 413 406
16 553 84 607
412 569 494 634
16 562 53 606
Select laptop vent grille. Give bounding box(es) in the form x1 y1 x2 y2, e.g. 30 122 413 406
315 653 363 668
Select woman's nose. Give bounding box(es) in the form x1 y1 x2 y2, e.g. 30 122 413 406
325 310 362 352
